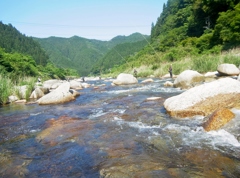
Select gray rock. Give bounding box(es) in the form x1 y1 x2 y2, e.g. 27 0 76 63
8 95 18 103
164 78 240 118
173 70 204 89
113 73 138 85
217 63 240 76
69 80 82 89
37 82 75 105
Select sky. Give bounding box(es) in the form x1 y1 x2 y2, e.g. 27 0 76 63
0 0 167 41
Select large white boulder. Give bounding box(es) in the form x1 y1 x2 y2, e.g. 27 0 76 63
217 63 240 76
43 79 64 89
37 82 75 105
173 70 204 89
164 78 240 118
112 73 138 85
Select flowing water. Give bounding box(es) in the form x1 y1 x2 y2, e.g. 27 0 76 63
0 78 240 178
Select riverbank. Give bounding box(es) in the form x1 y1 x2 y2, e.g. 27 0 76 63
103 48 240 78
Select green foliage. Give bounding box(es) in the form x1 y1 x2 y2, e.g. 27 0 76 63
25 77 36 101
0 74 13 105
222 55 240 66
0 48 39 78
107 0 240 77
91 39 149 75
191 55 220 73
0 22 49 65
137 71 152 78
213 3 240 49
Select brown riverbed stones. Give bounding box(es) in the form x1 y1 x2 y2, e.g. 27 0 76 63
202 108 235 131
36 116 93 146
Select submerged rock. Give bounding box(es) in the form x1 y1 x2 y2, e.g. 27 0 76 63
164 78 240 118
141 78 154 83
36 116 93 146
164 81 173 87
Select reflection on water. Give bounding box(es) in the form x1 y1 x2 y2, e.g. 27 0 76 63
0 78 240 177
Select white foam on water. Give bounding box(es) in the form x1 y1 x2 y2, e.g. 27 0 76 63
89 109 106 119
127 121 161 130
30 129 41 133
113 116 123 121
89 108 126 119
208 129 240 147
163 122 240 151
152 87 182 93
113 118 162 135
30 112 42 116
106 89 132 94
110 109 126 114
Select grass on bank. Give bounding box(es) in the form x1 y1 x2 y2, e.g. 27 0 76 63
0 75 14 105
103 48 240 78
0 74 38 105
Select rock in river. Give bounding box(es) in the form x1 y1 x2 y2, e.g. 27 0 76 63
164 78 240 118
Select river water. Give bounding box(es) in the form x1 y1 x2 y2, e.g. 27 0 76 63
0 78 240 178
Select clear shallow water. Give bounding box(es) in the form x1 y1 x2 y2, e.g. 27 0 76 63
0 78 240 177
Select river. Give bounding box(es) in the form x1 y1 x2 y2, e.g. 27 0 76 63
0 78 240 177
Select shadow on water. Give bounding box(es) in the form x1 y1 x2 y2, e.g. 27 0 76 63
0 78 240 177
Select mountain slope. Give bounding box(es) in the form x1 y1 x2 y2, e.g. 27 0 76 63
91 39 149 75
34 33 149 76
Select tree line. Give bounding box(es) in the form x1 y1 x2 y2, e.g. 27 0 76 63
0 22 78 80
151 0 240 53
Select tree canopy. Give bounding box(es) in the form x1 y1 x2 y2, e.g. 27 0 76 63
0 22 49 65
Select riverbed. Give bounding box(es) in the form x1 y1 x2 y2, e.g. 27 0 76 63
0 78 239 177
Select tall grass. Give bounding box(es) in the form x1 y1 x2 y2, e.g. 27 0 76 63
25 77 36 101
14 76 37 101
191 55 220 73
0 74 37 105
0 75 14 105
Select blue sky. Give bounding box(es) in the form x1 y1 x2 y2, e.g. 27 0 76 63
0 0 167 40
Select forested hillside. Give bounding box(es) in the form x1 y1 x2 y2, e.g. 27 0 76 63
34 33 149 76
91 39 149 75
151 0 240 52
0 22 78 81
106 0 240 77
0 22 49 65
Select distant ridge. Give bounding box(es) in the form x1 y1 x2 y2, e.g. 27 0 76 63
34 32 149 76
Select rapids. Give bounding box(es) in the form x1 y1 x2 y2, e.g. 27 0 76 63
0 78 240 177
